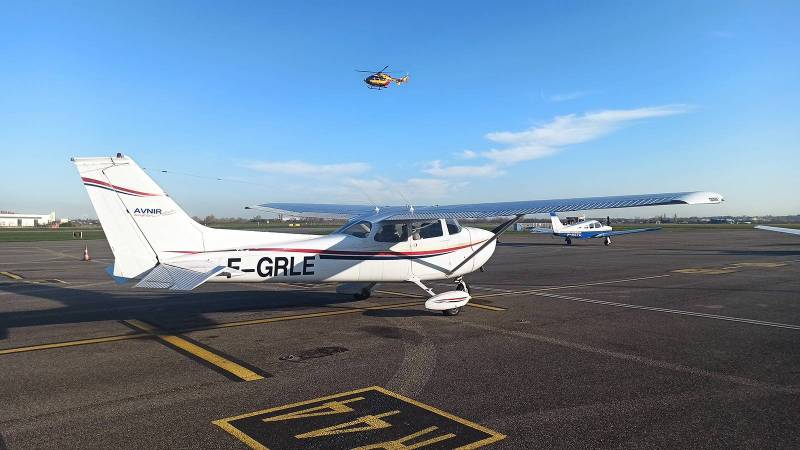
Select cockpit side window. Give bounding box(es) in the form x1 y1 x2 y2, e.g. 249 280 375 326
374 223 409 243
445 218 461 235
411 221 444 240
339 220 372 238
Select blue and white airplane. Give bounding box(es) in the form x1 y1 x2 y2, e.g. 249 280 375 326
530 213 661 246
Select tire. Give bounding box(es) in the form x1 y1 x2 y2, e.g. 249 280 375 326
456 280 470 294
353 288 371 301
604 237 611 246
565 237 572 246
442 307 461 316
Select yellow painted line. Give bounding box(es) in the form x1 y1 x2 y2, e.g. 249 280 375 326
212 386 505 450
124 319 264 382
375 290 505 311
467 303 506 311
471 274 672 299
0 333 147 355
182 301 425 332
0 302 424 357
0 271 23 280
374 289 425 298
0 298 501 358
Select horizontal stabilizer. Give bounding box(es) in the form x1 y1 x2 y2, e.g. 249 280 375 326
595 227 661 238
135 263 226 291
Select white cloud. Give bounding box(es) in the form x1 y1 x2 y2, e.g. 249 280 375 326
423 160 504 177
482 104 694 164
426 104 694 172
456 149 479 159
548 90 594 102
247 160 370 176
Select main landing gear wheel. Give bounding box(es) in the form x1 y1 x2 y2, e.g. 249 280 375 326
442 278 469 316
565 237 572 246
442 307 461 316
353 288 372 300
604 237 611 246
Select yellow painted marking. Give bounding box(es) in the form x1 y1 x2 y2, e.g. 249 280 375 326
472 274 671 299
0 271 23 280
467 303 506 311
673 260 789 275
124 320 264 382
294 410 400 438
214 421 268 450
262 397 365 422
180 301 425 332
0 297 501 358
353 426 456 449
0 334 147 355
212 386 506 450
673 268 739 275
375 289 426 298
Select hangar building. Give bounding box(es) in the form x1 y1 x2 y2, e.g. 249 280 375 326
0 211 58 227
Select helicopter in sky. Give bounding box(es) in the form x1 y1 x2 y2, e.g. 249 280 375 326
356 66 409 90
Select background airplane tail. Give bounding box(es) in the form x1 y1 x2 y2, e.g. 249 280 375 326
72 154 207 278
549 212 564 232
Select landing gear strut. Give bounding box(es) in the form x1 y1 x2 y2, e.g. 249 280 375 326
603 236 612 246
444 278 471 316
409 277 469 317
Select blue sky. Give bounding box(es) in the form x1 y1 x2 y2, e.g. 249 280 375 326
1 1 798 219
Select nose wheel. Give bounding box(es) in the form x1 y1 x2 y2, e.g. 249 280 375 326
444 278 471 316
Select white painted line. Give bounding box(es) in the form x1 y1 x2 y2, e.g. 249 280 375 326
460 274 671 298
532 291 800 330
464 321 800 394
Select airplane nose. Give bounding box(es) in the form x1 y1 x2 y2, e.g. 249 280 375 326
470 227 494 245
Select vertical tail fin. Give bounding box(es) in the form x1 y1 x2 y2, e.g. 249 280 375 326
549 212 564 232
72 154 206 278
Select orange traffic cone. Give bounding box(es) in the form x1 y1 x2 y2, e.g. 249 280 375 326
83 245 91 261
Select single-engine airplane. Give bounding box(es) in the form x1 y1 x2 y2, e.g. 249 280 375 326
755 225 800 236
530 213 661 246
72 154 723 316
356 66 409 90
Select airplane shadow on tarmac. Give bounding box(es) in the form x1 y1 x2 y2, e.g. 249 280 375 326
0 283 434 341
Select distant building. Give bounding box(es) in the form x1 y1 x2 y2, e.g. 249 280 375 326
0 211 58 227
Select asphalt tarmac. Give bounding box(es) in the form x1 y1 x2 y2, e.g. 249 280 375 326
1 229 798 449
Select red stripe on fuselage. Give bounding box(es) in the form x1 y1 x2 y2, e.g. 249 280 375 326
163 240 487 258
81 177 161 197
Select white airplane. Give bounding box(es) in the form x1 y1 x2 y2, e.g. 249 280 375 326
755 225 800 236
530 213 661 246
72 154 724 316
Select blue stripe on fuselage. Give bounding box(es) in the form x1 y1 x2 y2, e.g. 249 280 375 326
554 231 602 239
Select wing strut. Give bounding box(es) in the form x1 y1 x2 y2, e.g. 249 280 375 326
447 214 523 275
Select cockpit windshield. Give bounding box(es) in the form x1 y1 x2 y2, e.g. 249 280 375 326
336 220 372 238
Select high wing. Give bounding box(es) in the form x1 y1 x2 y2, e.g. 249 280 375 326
755 225 800 236
594 227 661 238
253 191 724 221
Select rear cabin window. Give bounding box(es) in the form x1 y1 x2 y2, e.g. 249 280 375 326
374 223 409 243
340 221 372 238
411 221 444 240
445 219 461 235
